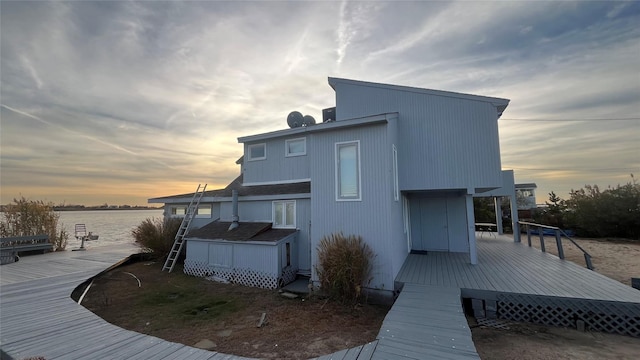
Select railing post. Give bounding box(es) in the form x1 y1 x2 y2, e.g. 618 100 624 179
555 229 564 259
538 228 546 252
526 225 532 247
585 254 594 270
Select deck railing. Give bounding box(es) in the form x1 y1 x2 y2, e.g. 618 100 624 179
518 221 593 270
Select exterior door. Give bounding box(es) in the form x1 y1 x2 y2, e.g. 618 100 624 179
410 197 448 251
410 195 469 252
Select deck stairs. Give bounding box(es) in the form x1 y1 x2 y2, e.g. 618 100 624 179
162 183 207 273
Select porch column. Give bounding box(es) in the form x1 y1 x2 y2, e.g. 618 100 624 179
465 194 478 265
510 195 521 243
494 196 503 235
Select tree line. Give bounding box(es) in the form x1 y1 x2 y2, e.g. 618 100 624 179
474 175 639 240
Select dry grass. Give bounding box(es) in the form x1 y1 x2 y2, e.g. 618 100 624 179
316 233 375 305
131 217 181 259
80 261 388 359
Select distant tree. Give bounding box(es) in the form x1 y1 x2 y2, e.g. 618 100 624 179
533 176 639 239
564 176 639 239
0 197 68 251
534 191 567 228
473 197 496 223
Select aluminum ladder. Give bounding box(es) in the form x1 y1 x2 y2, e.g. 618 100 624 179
162 183 207 272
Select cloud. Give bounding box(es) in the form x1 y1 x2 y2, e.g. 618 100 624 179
1 1 638 206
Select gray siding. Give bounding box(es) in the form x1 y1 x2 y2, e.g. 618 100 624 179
332 81 503 192
310 123 406 290
218 198 312 274
242 136 310 184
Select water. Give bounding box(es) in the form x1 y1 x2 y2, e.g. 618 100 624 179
57 209 164 249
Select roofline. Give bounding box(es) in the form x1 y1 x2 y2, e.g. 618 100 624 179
238 112 396 143
328 77 510 116
149 193 311 204
515 183 538 189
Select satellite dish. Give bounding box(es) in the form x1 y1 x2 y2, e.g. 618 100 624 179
302 115 316 126
287 111 304 128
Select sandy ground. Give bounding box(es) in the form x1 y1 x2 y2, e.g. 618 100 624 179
472 236 640 359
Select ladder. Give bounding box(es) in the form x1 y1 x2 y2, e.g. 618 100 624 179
162 183 207 272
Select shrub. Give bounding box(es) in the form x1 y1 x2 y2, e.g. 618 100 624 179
315 233 375 305
131 217 182 259
0 197 68 251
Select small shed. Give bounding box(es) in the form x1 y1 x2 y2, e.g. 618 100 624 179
184 222 298 289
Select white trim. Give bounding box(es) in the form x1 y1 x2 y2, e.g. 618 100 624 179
272 200 296 229
392 144 399 201
335 140 362 202
242 178 310 186
247 143 266 161
285 137 306 157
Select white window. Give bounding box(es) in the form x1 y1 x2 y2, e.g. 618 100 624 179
335 141 361 201
393 145 399 201
273 200 296 228
248 143 266 161
196 205 212 218
170 206 186 217
285 138 306 157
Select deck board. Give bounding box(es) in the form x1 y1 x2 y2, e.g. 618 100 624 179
397 234 640 303
3 235 639 360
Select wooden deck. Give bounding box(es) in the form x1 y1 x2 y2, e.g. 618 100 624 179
2 235 639 359
1 246 251 360
396 234 640 303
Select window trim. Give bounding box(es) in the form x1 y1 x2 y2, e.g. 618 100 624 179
247 143 267 161
285 137 307 157
392 144 399 201
335 140 362 201
272 200 296 229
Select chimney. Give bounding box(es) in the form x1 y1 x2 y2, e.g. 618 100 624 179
228 190 239 231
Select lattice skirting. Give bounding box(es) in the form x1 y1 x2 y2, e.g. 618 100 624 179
184 260 298 290
497 293 640 337
0 251 17 265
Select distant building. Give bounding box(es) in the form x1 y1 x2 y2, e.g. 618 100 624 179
515 183 537 210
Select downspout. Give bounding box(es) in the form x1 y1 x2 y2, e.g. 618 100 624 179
228 190 239 231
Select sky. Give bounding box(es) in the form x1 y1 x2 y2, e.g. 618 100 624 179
1 1 639 207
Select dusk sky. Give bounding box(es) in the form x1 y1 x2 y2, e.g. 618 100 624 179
1 1 638 207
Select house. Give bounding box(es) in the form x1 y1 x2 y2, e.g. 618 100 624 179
515 183 538 210
149 77 519 299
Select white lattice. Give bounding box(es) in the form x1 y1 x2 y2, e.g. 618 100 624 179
184 259 298 290
497 293 640 337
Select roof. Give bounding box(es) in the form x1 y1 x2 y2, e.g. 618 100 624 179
515 183 538 189
238 112 393 143
328 77 510 116
187 221 296 242
148 174 310 202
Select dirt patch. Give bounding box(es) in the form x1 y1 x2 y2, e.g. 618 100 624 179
80 261 388 359
471 319 640 360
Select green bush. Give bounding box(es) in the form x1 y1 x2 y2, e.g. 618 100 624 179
533 176 640 239
131 217 181 259
0 197 68 251
315 233 375 305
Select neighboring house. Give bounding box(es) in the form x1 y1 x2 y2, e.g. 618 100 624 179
149 77 518 298
515 183 538 210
